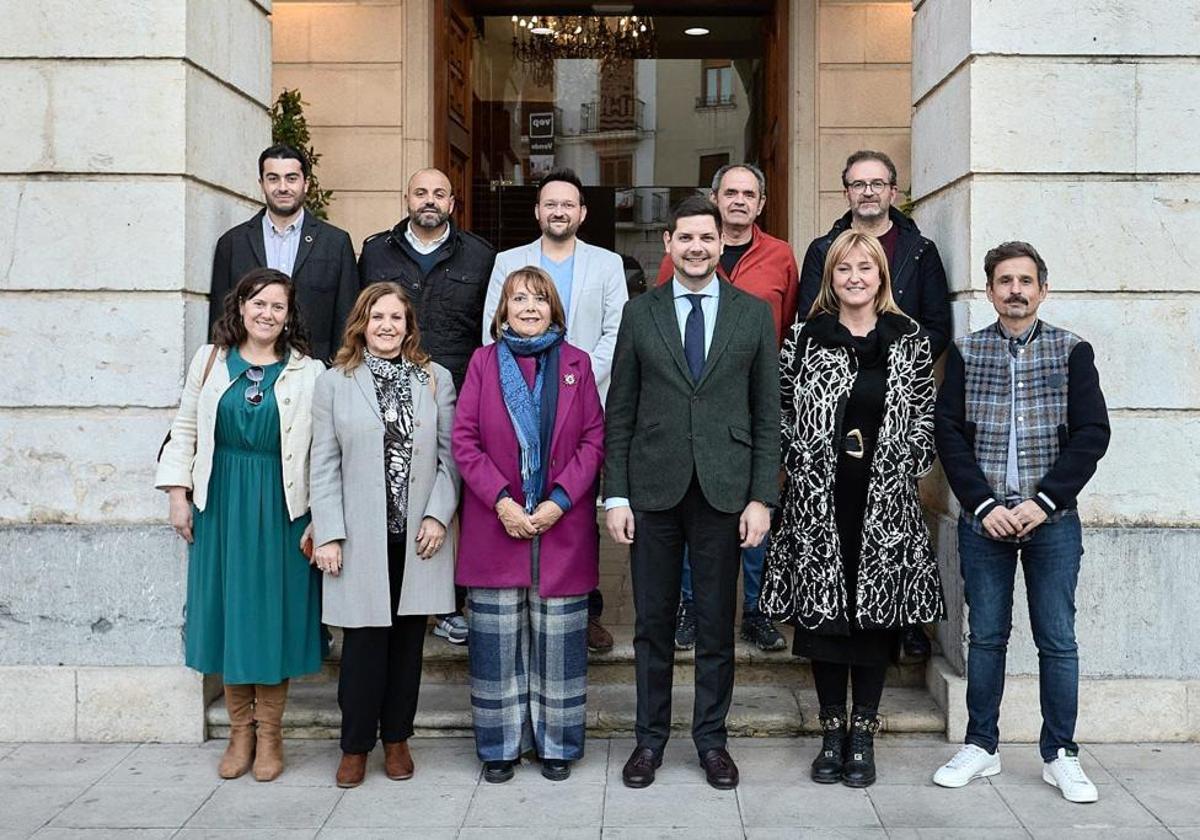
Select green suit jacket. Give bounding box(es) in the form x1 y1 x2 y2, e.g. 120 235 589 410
604 278 781 514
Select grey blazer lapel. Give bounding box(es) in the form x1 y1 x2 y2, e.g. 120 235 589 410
696 285 744 389
649 283 693 385
351 364 383 422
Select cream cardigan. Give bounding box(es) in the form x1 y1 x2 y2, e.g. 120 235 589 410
154 344 325 519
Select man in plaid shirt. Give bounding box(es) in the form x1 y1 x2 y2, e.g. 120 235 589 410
931 241 1110 804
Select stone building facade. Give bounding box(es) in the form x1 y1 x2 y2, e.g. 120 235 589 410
0 0 1196 741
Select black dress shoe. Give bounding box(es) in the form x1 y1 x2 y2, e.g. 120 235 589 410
699 747 739 790
483 759 515 783
622 746 662 788
541 758 571 781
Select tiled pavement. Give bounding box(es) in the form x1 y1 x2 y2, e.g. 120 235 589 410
2 737 1198 838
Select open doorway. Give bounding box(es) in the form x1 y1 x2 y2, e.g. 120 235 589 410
434 3 788 288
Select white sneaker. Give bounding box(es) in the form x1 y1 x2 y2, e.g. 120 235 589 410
933 743 1002 788
1042 748 1099 803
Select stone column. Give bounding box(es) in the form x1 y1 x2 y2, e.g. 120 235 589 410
912 0 1200 741
0 0 272 741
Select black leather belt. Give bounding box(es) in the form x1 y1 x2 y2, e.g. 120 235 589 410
841 428 874 459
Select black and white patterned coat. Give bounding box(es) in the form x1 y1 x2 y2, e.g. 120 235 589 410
759 312 945 632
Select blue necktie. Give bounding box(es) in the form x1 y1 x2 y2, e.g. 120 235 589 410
683 293 706 382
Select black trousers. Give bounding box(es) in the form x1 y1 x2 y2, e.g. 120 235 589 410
630 475 742 754
338 535 427 754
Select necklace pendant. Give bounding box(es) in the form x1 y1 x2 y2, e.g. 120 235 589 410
384 408 398 423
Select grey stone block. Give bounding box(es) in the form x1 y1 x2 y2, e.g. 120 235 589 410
102 743 228 786
0 525 187 667
994 782 1160 829
184 784 342 830
602 781 741 829
465 781 605 827
323 785 475 829
51 784 215 829
4 785 89 837
0 743 135 786
174 831 316 840
868 783 1023 829
738 782 880 828
31 830 175 840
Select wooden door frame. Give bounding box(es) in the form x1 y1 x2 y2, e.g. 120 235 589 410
434 0 475 227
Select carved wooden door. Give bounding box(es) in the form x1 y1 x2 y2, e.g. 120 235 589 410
435 0 474 228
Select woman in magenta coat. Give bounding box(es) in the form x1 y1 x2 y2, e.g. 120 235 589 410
452 266 605 785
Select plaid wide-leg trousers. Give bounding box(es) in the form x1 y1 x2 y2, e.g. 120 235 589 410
467 539 589 762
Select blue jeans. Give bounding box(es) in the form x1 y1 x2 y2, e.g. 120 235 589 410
958 512 1083 761
680 534 769 616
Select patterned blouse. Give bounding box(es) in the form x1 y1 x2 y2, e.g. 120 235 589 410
362 352 429 535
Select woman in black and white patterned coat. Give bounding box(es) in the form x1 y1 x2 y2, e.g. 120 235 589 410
759 229 944 788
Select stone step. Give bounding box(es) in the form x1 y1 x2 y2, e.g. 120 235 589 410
296 625 929 688
207 679 945 740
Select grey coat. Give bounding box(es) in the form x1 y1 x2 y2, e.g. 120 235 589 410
309 360 460 626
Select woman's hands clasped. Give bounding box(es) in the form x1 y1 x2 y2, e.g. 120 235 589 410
495 496 563 539
415 516 446 559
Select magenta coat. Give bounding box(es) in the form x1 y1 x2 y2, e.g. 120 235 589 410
452 341 605 597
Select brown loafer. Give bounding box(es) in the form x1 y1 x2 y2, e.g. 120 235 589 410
622 745 662 788
336 752 368 788
384 741 414 780
587 616 614 653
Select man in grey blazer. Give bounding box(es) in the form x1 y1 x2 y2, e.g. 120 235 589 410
605 196 780 790
482 168 629 653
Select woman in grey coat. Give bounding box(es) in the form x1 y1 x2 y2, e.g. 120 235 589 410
309 282 459 789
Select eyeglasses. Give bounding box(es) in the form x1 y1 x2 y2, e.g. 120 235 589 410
245 366 264 405
846 180 894 194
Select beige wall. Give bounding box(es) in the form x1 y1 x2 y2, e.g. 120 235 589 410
808 0 912 237
273 0 435 249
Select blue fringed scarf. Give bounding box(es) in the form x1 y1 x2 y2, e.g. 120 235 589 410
497 325 564 512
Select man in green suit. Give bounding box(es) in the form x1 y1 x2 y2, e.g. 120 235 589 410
605 196 780 791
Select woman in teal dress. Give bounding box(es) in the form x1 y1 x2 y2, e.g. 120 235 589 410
156 268 326 782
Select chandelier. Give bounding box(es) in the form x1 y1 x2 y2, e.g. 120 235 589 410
511 15 656 84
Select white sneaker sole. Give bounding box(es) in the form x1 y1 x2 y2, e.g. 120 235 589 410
1042 766 1098 803
433 626 468 645
933 761 1002 788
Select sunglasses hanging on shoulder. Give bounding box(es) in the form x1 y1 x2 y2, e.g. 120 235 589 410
245 366 265 405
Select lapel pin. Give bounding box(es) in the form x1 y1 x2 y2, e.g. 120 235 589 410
304 234 313 243
564 373 577 386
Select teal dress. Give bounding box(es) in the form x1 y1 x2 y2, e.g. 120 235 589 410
185 348 324 684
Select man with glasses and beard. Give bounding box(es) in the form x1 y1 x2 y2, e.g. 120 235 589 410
798 149 953 664
359 167 497 646
209 144 359 363
482 168 629 655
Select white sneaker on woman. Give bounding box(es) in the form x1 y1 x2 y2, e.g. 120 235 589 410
933 743 1002 788
1042 748 1099 803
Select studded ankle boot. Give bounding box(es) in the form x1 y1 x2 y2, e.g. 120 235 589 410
811 704 847 784
842 706 880 788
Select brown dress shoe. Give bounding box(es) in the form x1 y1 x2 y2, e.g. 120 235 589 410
587 616 614 653
336 752 368 788
383 741 414 780
699 747 739 790
622 745 662 788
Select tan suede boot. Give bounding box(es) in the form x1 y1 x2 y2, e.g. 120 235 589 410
252 680 289 782
217 683 257 779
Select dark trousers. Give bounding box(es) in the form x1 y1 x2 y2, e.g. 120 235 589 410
338 536 427 754
812 660 887 712
959 512 1083 761
630 475 741 755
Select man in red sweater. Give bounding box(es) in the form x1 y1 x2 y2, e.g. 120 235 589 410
655 164 799 347
654 163 799 652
